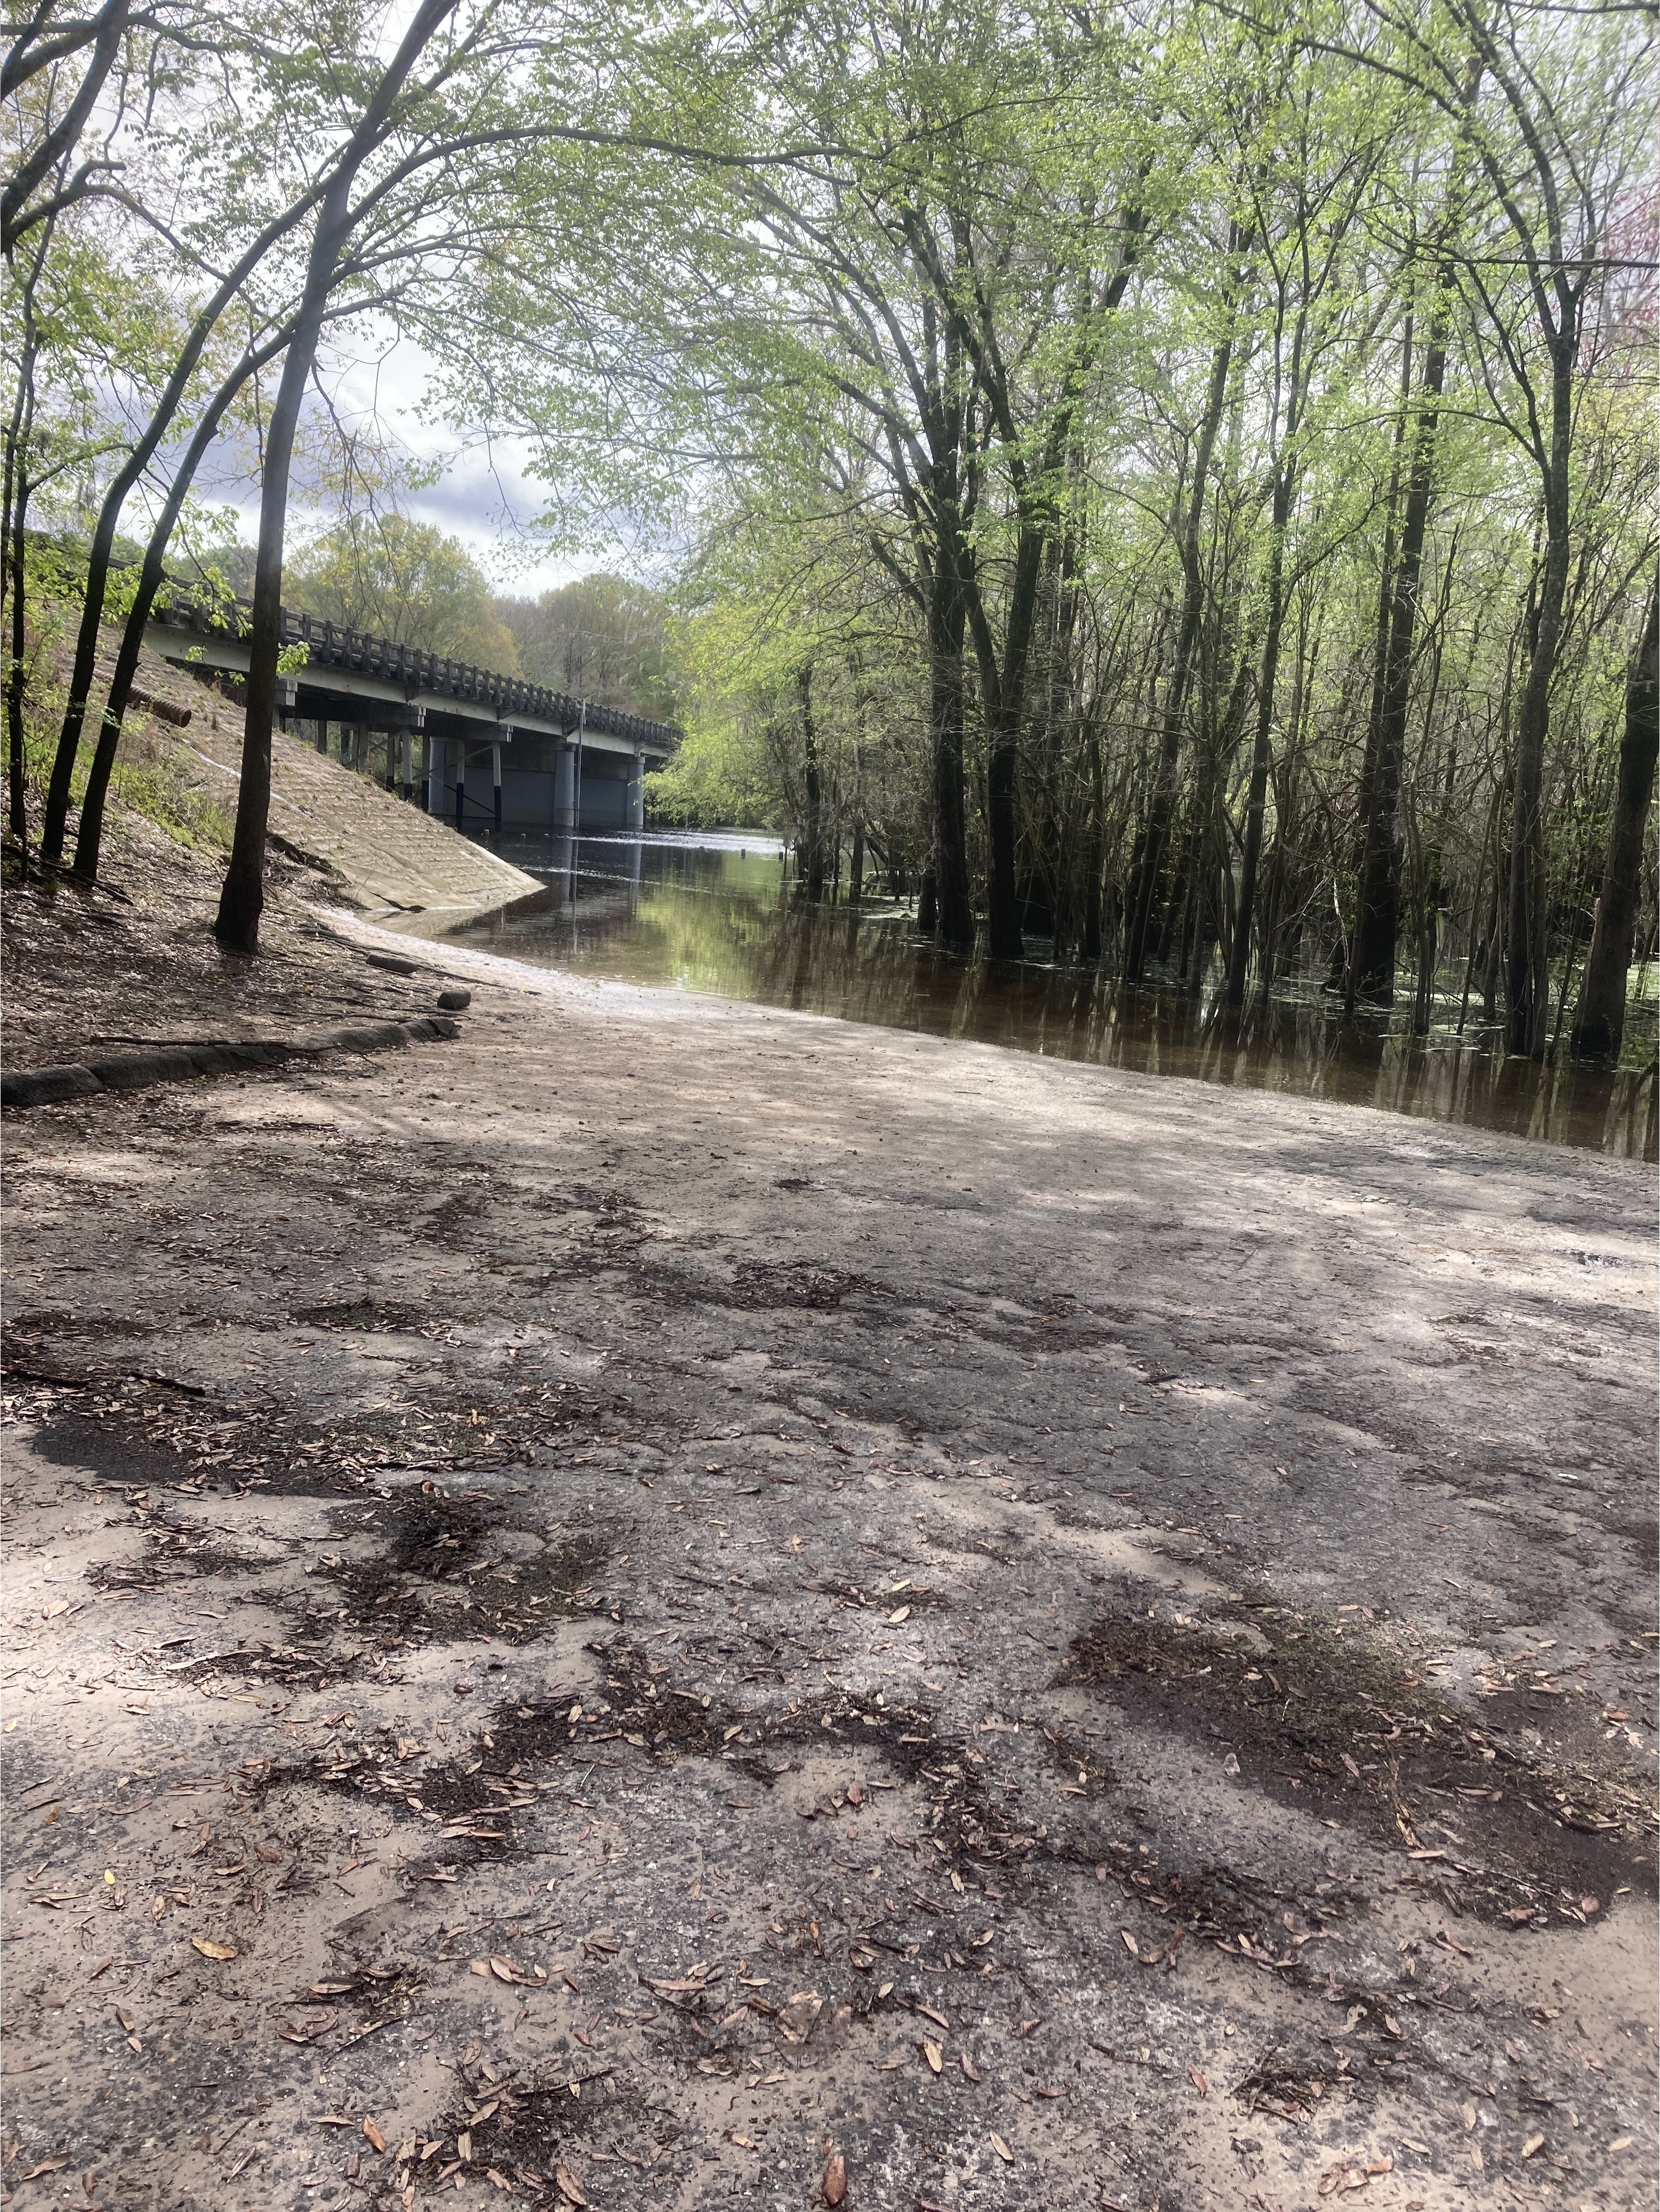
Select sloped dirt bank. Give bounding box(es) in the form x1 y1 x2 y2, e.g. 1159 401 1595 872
2 910 1655 2212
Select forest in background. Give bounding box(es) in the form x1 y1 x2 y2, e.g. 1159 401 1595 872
3 0 1656 1058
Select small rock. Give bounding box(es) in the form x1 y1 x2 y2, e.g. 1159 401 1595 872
1222 1752 1240 1777
437 988 472 1011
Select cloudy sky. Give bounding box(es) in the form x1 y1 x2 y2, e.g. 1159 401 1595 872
193 327 634 599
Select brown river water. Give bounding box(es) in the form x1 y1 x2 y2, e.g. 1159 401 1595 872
440 832 1658 1161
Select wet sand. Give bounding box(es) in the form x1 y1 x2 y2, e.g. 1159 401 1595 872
3 912 1655 2212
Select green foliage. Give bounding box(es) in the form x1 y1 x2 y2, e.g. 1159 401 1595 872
496 574 678 716
286 514 521 672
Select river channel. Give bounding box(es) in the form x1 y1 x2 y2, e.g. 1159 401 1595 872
441 831 1657 1161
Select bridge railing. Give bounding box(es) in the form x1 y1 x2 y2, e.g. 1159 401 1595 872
147 580 681 753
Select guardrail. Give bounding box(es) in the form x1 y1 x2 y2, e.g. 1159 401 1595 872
148 582 681 752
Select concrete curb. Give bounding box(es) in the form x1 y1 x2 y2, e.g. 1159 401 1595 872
2 1014 460 1110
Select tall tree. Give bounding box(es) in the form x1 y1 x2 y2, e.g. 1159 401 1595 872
1571 569 1658 1061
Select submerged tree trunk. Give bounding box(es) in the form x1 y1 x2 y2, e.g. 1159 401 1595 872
1571 571 1659 1060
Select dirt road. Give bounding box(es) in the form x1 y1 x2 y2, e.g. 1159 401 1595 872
3 913 1655 2212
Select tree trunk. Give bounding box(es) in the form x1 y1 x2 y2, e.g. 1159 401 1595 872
797 663 825 902
39 194 338 864
1352 326 1415 885
215 0 456 952
1571 569 1659 1060
975 507 1051 962
1126 325 1236 980
3 312 38 862
929 545 973 947
214 292 337 950
1504 467 1571 1056
1226 475 1291 1007
74 331 288 879
1351 276 1454 1002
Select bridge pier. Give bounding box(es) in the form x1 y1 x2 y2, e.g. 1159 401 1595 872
628 744 646 831
554 738 577 832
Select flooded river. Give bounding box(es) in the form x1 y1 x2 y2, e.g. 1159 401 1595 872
442 832 1657 1160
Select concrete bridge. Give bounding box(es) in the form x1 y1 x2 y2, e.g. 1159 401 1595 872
145 589 681 836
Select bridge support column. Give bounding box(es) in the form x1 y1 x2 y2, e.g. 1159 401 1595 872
553 740 577 832
492 743 502 837
398 731 413 797
628 744 646 831
425 733 444 813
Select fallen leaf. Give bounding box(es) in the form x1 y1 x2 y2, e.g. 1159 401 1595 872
887 1606 910 1624
959 2053 981 2083
1188 2067 1208 2095
1522 2134 1544 2158
309 1982 358 1997
1461 2104 1477 2131
554 2163 587 2205
489 1956 518 1984
822 2147 848 2205
988 2132 1013 2164
362 2117 387 2153
1119 1929 1140 1957
916 2003 949 2028
921 2039 943 2074
190 1937 238 1961
17 2158 72 2181
1316 2165 1368 2196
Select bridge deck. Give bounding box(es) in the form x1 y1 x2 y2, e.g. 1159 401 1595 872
143 586 680 758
